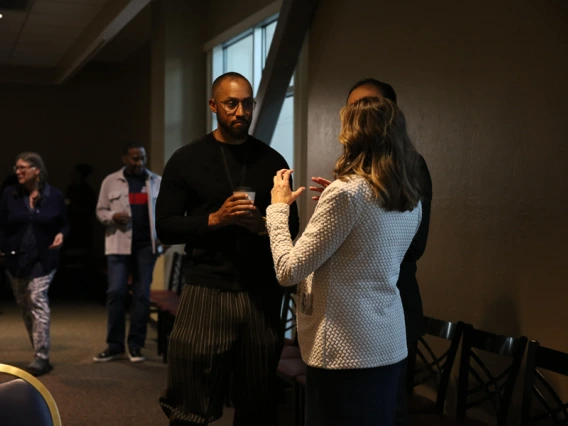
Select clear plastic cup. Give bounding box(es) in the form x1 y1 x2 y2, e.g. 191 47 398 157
233 186 255 204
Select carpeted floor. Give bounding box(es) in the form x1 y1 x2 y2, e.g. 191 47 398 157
0 301 248 425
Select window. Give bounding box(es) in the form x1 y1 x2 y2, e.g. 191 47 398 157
209 15 295 169
224 34 254 81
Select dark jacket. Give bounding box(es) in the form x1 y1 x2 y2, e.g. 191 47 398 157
0 184 69 275
397 154 433 344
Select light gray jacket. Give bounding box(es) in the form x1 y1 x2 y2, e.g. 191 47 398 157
96 168 162 255
266 176 422 369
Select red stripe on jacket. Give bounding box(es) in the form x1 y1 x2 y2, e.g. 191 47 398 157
129 193 148 205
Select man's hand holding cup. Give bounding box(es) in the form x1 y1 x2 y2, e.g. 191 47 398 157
231 186 266 234
208 188 256 229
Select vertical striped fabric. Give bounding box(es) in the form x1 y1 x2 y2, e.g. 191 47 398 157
160 284 284 425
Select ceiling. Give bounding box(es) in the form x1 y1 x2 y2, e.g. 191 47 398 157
0 0 152 84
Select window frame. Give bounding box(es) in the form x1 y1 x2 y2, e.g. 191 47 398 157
203 0 308 232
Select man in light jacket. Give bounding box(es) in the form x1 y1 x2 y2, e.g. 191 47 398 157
94 142 165 363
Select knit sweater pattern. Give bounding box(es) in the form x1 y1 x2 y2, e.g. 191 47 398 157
266 176 422 369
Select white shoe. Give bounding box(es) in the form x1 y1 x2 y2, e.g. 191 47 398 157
128 348 145 363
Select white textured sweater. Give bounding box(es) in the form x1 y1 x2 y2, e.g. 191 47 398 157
266 176 422 369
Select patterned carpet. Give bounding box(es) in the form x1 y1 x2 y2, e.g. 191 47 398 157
0 300 294 426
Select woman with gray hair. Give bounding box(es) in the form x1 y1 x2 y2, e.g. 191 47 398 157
0 152 69 376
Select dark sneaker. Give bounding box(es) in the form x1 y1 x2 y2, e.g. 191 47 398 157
93 347 125 362
26 358 53 377
128 347 145 363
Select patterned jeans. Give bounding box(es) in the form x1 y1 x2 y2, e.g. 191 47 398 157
8 270 56 360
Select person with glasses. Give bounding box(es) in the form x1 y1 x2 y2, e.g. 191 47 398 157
0 152 69 376
156 71 300 426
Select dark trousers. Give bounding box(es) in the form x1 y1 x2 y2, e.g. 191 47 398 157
160 284 284 426
395 357 409 425
395 342 417 426
106 244 157 352
305 360 404 426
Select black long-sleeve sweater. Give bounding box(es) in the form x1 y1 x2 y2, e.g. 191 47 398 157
397 153 433 343
156 133 300 291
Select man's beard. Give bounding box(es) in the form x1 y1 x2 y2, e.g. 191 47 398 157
218 118 251 139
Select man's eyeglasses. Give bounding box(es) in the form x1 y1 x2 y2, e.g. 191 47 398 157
13 165 35 172
215 99 256 113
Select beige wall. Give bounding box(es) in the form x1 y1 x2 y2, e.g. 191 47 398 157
0 43 151 194
150 0 208 175
0 44 152 256
148 0 568 414
304 0 568 415
150 0 209 288
2 0 557 355
3 0 561 398
307 0 568 347
183 0 568 353
0 0 559 410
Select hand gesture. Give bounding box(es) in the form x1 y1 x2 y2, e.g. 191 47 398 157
309 177 332 201
271 169 305 205
49 233 64 250
112 211 131 225
209 194 255 228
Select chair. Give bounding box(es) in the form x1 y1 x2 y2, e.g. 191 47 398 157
0 363 62 426
150 252 185 362
276 287 307 426
411 325 528 426
521 340 568 426
281 287 297 341
150 252 185 307
408 317 466 415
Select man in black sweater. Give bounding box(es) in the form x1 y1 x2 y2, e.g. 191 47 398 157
346 78 433 426
156 72 300 426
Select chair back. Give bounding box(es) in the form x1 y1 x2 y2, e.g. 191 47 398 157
0 363 61 426
280 287 297 342
456 325 528 425
521 340 568 426
410 316 466 413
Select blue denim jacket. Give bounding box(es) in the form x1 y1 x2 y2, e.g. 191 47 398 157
96 168 162 255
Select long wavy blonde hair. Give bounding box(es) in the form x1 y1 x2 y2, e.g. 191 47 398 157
335 96 421 212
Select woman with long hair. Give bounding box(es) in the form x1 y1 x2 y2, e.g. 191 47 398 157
266 97 423 425
0 152 69 376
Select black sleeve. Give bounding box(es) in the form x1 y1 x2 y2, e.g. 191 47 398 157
403 154 432 263
0 189 8 247
288 174 300 240
273 153 300 240
56 191 70 239
155 149 211 245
